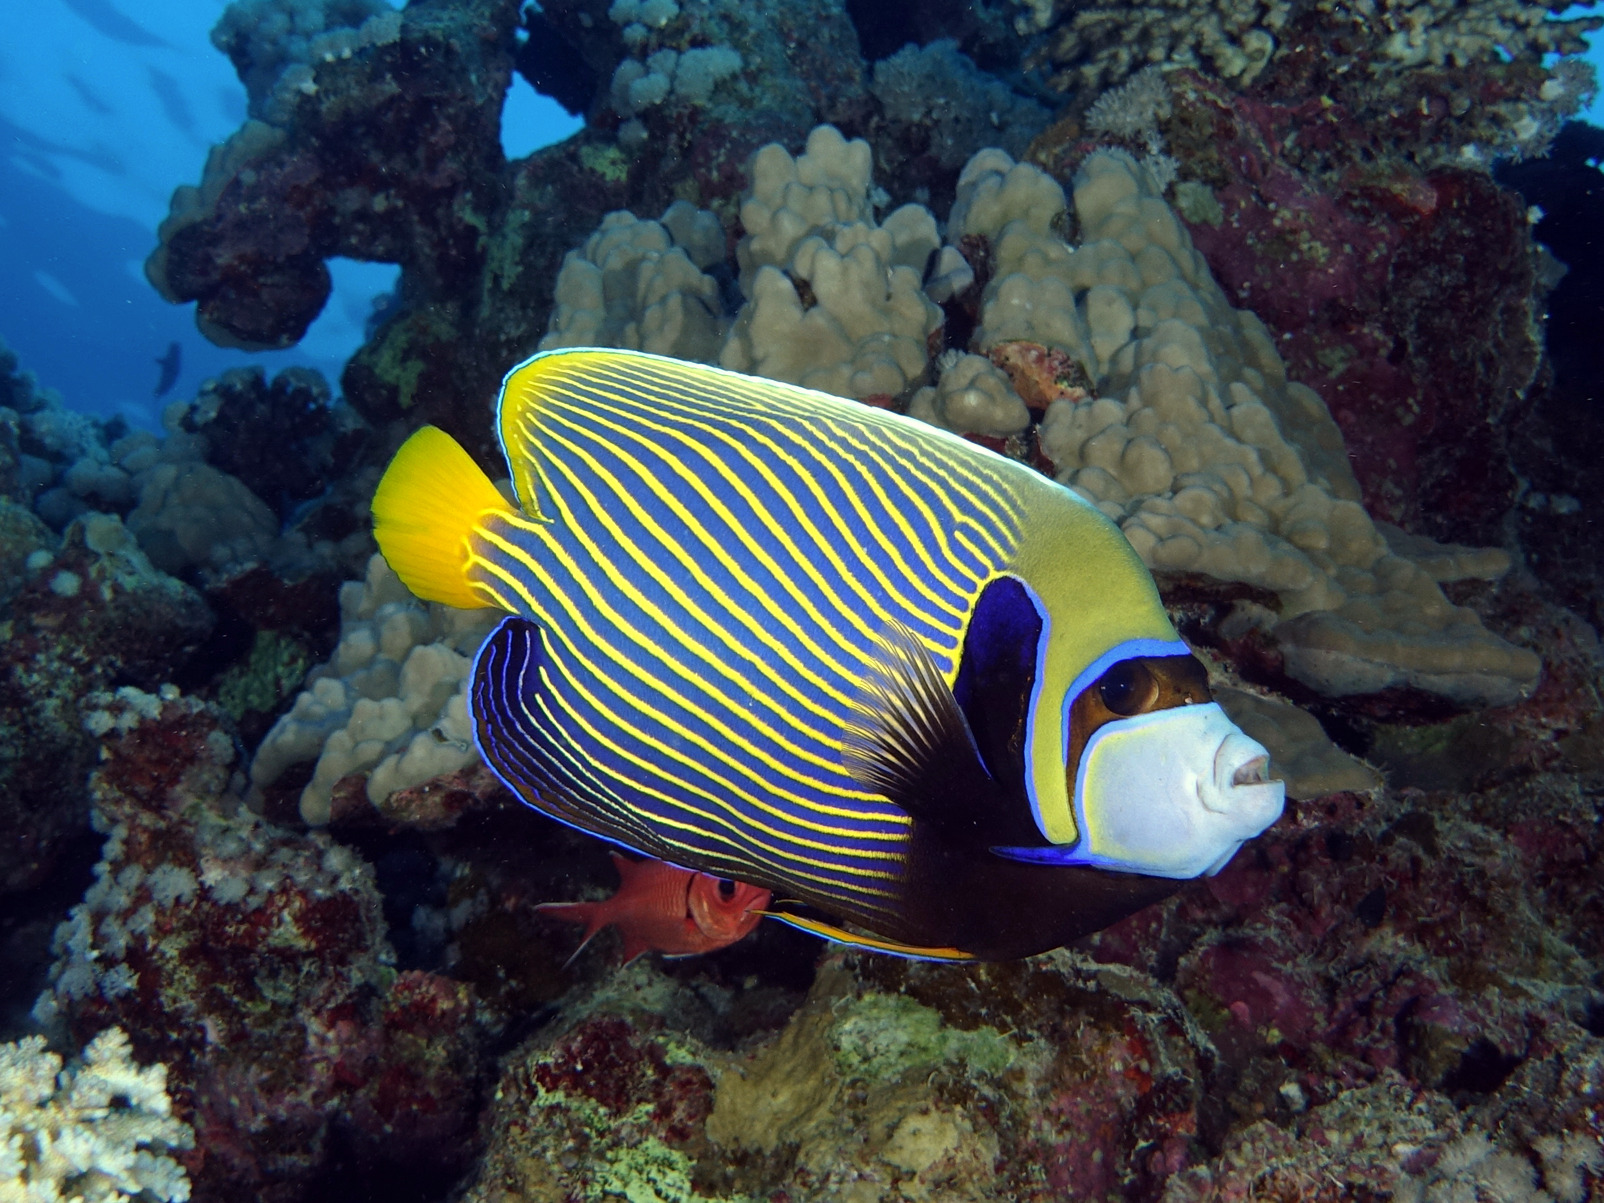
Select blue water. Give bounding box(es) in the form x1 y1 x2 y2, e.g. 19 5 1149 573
0 2 1597 430
0 0 581 429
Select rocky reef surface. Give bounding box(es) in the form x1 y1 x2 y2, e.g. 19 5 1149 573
3 0 1603 1198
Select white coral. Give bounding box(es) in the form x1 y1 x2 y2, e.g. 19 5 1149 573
0 1028 193 1201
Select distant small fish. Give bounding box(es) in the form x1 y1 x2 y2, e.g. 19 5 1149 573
372 349 1285 960
153 342 181 398
538 853 770 964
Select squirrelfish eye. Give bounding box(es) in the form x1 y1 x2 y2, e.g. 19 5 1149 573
717 878 737 900
1098 659 1158 716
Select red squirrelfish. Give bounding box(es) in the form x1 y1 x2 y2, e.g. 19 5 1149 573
538 852 770 965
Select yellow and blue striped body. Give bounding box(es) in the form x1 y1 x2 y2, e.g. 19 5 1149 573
373 349 1189 957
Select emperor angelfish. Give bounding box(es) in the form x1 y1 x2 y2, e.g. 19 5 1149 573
372 348 1284 960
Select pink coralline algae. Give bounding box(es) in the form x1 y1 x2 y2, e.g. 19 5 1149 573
0 507 211 897
34 690 492 1202
1158 71 1546 545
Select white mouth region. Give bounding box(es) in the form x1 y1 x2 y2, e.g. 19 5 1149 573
1232 754 1272 788
1064 702 1287 879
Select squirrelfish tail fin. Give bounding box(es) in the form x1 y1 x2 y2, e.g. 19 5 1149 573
372 425 514 610
534 900 607 968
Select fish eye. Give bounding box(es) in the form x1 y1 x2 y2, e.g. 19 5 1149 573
1098 659 1159 717
717 878 737 899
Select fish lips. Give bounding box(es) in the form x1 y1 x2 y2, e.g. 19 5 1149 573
995 702 1286 879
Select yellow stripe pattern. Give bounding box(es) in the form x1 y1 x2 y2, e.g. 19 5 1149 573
468 350 1031 924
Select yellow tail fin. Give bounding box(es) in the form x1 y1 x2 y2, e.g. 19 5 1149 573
371 426 514 610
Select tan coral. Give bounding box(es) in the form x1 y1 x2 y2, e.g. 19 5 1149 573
539 205 726 363
906 353 1032 436
970 148 1537 705
248 555 499 824
720 126 942 399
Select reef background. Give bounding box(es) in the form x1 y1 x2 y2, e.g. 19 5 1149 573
3 0 1604 1200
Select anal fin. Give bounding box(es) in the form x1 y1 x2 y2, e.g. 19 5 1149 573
762 907 975 961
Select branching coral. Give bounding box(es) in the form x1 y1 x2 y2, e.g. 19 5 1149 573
0 1028 193 1202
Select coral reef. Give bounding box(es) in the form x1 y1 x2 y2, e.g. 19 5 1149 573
0 1026 193 1201
721 126 943 398
539 203 729 362
172 366 368 530
34 688 492 1201
1114 70 1566 545
0 510 212 899
699 959 1196 1201
154 0 875 455
1024 0 1600 93
461 738 1604 1200
148 0 514 353
248 555 500 825
1002 149 1538 705
538 125 1538 708
3 345 369 582
870 39 1050 173
2 3 1586 1201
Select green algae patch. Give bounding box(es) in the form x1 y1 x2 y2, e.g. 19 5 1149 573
369 306 458 410
1171 179 1224 226
581 143 632 183
217 630 310 722
830 991 1017 1082
531 1085 749 1203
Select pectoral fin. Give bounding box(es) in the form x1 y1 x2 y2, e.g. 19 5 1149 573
839 621 996 833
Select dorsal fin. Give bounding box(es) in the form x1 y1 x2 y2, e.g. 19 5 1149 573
839 621 997 833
